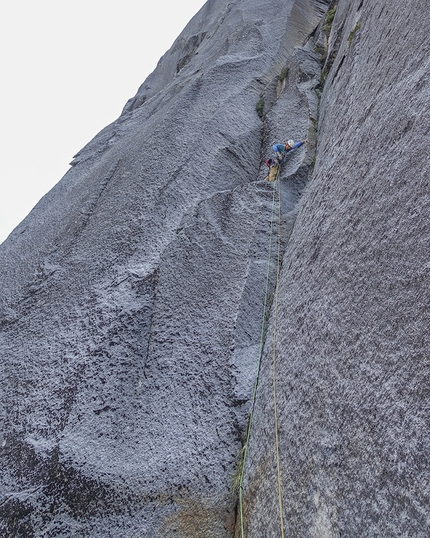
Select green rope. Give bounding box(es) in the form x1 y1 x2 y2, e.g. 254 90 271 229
238 168 281 538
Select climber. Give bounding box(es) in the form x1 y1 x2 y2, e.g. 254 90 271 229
265 138 307 182
273 139 307 163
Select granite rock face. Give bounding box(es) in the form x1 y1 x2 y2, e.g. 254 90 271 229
1 0 429 536
0 1 328 536
241 0 430 537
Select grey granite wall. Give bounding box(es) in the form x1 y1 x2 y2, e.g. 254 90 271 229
241 0 430 536
1 0 428 536
0 1 330 536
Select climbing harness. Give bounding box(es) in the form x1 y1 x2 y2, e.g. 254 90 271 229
238 167 285 538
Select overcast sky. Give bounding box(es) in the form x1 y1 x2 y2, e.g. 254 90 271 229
0 0 206 244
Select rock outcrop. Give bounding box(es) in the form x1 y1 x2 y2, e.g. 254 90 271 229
0 1 329 536
241 1 430 537
1 0 429 537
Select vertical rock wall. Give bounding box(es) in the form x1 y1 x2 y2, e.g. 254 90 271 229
2 0 428 536
242 0 430 536
0 1 330 536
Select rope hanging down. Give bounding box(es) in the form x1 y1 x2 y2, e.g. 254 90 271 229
272 172 285 538
238 168 285 538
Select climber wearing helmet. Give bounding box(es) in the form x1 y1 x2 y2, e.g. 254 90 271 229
273 139 307 163
265 138 307 181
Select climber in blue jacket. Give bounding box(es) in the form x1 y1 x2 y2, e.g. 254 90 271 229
272 139 307 163
265 138 307 181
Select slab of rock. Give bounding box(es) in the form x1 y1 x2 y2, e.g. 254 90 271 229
242 0 430 536
0 1 329 536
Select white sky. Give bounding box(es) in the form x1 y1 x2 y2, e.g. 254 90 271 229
0 0 206 244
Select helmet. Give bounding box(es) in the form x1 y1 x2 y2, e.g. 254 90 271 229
287 139 294 146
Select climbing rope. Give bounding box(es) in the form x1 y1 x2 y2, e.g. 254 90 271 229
272 172 285 538
238 167 285 538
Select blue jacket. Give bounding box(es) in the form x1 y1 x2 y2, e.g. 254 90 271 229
272 141 304 154
272 141 304 163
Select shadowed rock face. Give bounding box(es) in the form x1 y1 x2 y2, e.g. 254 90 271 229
1 0 429 537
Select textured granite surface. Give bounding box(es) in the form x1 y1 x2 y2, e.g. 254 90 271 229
1 0 429 536
242 1 430 536
0 1 329 536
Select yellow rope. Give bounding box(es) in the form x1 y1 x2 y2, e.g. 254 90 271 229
272 173 285 538
238 168 285 538
238 170 278 538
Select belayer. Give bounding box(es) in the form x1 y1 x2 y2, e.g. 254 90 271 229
265 139 307 181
